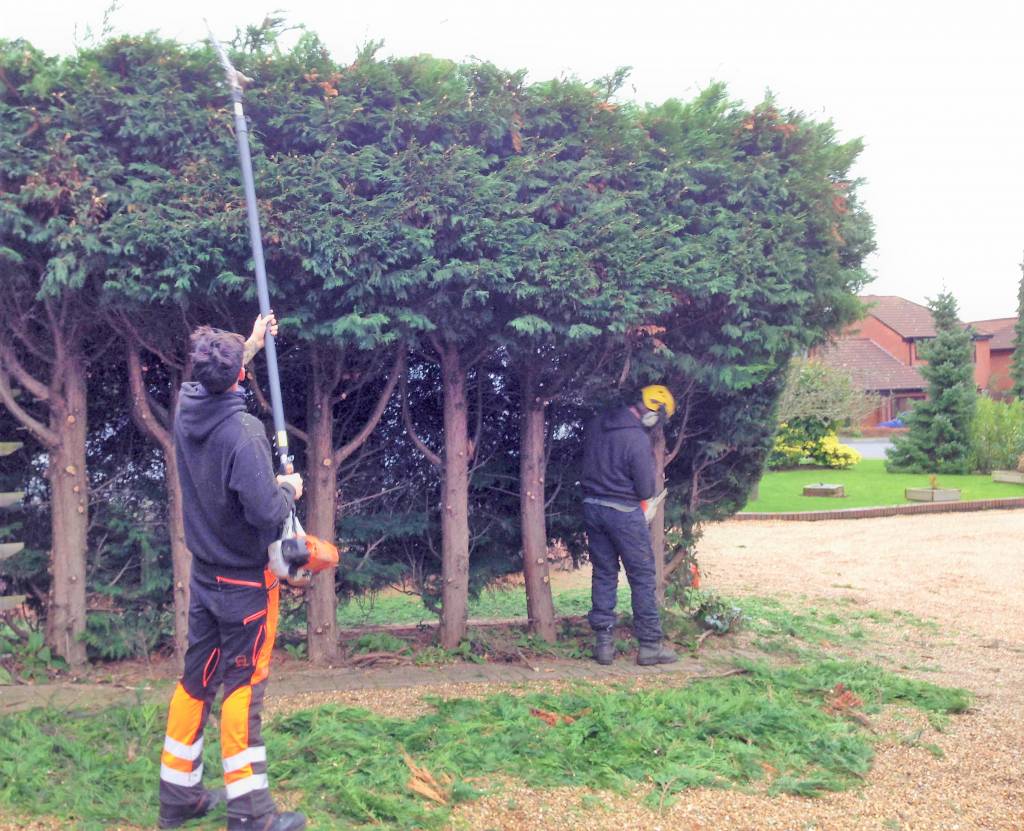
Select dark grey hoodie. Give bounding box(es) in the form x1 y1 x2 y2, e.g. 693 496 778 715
581 405 657 507
174 382 295 581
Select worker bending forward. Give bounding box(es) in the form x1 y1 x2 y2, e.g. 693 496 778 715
157 318 306 831
582 385 679 667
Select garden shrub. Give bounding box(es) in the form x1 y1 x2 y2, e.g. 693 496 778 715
768 420 861 470
970 397 1024 473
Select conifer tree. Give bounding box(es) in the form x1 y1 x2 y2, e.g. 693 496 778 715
886 291 977 473
1010 257 1024 399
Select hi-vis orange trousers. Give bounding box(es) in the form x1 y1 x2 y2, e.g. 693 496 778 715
159 568 280 821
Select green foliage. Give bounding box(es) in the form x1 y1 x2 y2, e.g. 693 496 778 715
887 292 977 474
0 655 968 829
0 627 66 683
670 587 744 634
631 94 874 548
1 31 875 657
1012 261 1024 398
348 632 410 654
970 396 1024 473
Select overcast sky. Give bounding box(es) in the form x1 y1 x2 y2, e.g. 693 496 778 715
5 0 1023 321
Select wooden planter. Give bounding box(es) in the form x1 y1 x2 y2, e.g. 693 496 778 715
992 470 1024 484
803 483 845 497
905 487 961 503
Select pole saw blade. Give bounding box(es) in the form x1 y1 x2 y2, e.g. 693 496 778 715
207 25 291 474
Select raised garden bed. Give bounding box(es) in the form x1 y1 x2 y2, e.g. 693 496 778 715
905 487 961 503
803 483 845 497
992 470 1024 484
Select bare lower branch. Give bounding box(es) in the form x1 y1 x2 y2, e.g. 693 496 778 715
352 535 387 573
337 482 411 511
401 375 442 468
126 342 172 454
117 312 185 372
426 330 444 359
334 346 406 466
666 378 699 466
245 367 309 445
0 365 58 448
0 342 49 402
468 366 484 462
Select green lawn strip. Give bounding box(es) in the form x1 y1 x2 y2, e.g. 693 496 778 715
743 458 1023 513
0 658 970 830
335 586 622 628
334 589 938 665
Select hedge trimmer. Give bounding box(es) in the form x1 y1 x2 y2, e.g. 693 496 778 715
208 28 338 586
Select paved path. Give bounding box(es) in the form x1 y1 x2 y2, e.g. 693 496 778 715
0 652 712 715
843 437 893 459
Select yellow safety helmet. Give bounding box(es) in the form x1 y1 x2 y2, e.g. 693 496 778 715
641 384 676 419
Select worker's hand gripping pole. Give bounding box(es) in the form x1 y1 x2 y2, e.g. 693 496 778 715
208 28 290 474
209 29 339 585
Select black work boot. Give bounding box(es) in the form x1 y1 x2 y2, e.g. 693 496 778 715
636 641 678 666
593 628 615 665
158 788 226 828
227 812 307 831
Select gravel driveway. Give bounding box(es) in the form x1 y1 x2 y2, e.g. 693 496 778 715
454 511 1024 830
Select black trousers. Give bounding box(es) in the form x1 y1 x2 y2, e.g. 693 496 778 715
584 502 663 643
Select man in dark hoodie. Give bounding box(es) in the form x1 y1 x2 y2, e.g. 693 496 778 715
582 385 678 667
157 316 307 831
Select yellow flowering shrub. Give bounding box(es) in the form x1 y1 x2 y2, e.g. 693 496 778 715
768 422 861 470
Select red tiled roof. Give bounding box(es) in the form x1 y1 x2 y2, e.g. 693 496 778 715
859 295 938 338
860 295 996 341
816 338 926 391
970 317 1017 351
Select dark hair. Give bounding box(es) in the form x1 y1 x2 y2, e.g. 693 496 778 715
189 326 245 394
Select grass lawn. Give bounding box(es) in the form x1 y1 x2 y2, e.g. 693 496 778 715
743 458 1024 513
336 585 619 628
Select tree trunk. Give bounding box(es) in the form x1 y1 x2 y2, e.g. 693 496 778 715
126 344 191 666
651 424 667 606
518 374 557 642
164 444 191 666
439 344 471 649
305 364 340 664
45 362 88 667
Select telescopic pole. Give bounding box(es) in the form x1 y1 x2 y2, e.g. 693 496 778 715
208 30 291 474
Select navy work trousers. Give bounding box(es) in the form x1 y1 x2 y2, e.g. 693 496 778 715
583 502 663 643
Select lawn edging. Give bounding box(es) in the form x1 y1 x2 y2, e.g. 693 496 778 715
738 496 1024 521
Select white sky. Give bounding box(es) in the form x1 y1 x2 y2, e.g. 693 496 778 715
5 0 1023 321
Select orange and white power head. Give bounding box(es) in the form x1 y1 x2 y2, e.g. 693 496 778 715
268 514 340 587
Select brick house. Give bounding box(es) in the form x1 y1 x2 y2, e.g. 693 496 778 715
969 317 1018 394
816 295 1018 426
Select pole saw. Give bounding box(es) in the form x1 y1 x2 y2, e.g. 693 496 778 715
208 28 338 587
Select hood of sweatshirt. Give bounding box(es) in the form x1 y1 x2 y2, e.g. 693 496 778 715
176 381 247 442
600 405 645 433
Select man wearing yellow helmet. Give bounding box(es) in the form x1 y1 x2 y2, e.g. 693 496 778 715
580 385 678 666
